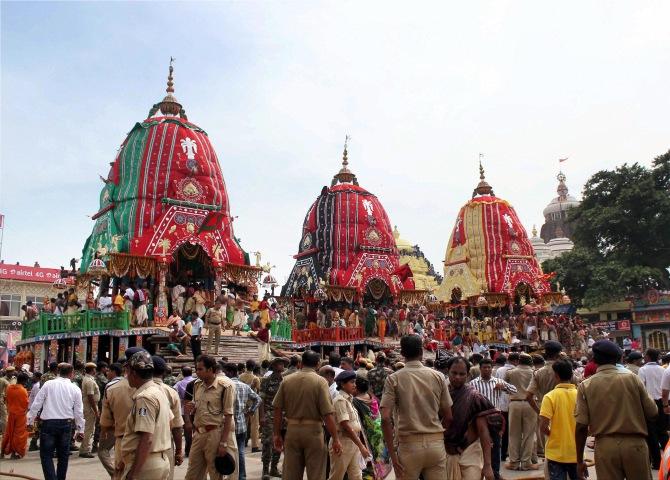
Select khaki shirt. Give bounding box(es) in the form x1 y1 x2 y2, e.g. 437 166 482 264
239 372 261 393
505 365 534 400
155 378 184 429
100 377 135 437
333 391 361 435
82 374 101 413
575 364 657 436
273 367 334 421
120 380 173 458
626 364 641 375
192 376 236 429
527 361 578 403
205 308 225 326
379 360 452 435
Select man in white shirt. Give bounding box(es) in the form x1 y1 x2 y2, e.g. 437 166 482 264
494 352 519 464
97 293 113 313
28 363 85 480
189 313 204 362
639 348 667 469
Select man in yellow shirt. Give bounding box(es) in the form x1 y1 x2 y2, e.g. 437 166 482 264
539 359 578 480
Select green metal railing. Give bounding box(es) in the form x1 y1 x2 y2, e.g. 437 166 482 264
270 319 292 341
22 310 131 340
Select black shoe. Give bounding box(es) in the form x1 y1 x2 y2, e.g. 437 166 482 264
79 452 95 458
29 443 39 452
91 445 98 454
252 447 261 453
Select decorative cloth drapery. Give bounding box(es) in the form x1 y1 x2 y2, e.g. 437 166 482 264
539 292 563 306
109 253 157 278
220 263 261 287
397 289 428 306
324 285 358 303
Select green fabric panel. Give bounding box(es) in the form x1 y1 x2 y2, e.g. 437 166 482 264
80 210 122 272
112 124 150 245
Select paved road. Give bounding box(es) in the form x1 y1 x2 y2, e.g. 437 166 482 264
0 446 601 479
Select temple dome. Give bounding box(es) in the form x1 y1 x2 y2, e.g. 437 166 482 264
282 140 414 300
80 63 248 272
437 163 550 302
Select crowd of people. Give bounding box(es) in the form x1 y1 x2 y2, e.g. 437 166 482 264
0 331 667 480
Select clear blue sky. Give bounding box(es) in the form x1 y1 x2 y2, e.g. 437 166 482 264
2 1 669 283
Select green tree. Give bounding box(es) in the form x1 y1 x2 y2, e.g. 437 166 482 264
542 150 670 307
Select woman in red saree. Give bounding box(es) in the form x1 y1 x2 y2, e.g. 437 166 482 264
1 372 29 459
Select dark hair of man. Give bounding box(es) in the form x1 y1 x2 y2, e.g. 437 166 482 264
289 356 300 367
261 360 270 369
226 363 239 376
508 352 520 362
647 348 661 363
302 350 321 368
33 371 43 380
237 362 245 373
480 358 493 367
552 359 574 381
520 355 533 367
328 352 342 368
59 364 74 376
181 366 192 377
16 372 29 386
49 362 58 372
341 357 354 367
97 361 109 370
425 359 435 368
400 334 423 360
74 360 83 370
85 365 96 375
253 366 261 375
532 354 546 367
133 367 154 380
470 353 483 364
495 354 507 366
109 363 123 376
245 359 256 371
355 377 369 393
446 356 471 372
197 355 218 372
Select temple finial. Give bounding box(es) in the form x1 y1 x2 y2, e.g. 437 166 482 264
332 134 357 186
473 153 494 197
532 225 538 237
157 57 183 117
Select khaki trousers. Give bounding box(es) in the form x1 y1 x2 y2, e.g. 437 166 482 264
114 437 123 479
595 435 652 480
283 423 327 480
396 433 447 480
508 400 537 468
445 440 484 480
328 437 362 480
121 450 170 480
97 430 116 477
249 410 260 448
0 401 6 436
206 324 222 355
184 428 238 480
82 410 96 454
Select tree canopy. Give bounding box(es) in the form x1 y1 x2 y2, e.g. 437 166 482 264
542 150 670 307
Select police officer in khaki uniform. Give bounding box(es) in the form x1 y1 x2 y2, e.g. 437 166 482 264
239 360 261 452
152 356 185 480
380 334 452 480
205 300 225 355
273 349 342 480
576 339 658 480
100 348 142 478
0 366 12 441
117 351 172 480
504 353 537 471
80 362 101 458
184 355 238 480
330 370 370 480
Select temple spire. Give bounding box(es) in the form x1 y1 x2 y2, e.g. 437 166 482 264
332 134 357 186
472 153 494 197
158 57 183 116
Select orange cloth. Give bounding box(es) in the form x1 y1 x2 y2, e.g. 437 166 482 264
377 317 386 343
2 384 29 457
